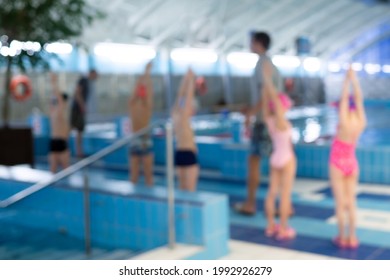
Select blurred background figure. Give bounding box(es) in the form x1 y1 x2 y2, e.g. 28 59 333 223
128 62 154 186
48 73 70 173
70 69 98 158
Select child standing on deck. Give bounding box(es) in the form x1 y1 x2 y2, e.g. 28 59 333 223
171 69 199 192
262 63 297 240
329 67 366 249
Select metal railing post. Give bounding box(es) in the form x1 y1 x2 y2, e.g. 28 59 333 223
165 121 175 249
83 169 91 256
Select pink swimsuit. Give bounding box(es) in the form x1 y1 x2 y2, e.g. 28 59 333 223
266 118 294 169
329 138 358 176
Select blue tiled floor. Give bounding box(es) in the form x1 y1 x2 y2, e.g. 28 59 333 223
230 225 390 260
229 195 335 220
318 187 390 202
358 193 390 201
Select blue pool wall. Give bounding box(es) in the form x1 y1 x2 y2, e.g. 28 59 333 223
29 112 390 185
0 178 229 259
32 132 390 185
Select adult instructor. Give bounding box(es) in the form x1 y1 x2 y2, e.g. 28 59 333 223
234 31 283 215
70 69 98 158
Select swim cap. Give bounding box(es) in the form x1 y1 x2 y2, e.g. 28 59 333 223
331 95 356 110
136 84 147 98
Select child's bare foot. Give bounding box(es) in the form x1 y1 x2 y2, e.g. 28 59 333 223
333 236 348 248
348 236 359 249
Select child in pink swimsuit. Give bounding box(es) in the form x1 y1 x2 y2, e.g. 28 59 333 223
266 109 294 169
330 137 358 176
262 68 297 241
329 68 366 249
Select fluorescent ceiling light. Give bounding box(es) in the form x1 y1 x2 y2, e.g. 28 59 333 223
364 63 381 74
94 43 156 62
382 65 390 73
328 62 341 72
351 62 363 71
170 48 218 63
303 57 321 72
272 55 300 68
226 52 257 69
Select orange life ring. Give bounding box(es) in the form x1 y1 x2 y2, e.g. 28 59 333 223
10 75 32 101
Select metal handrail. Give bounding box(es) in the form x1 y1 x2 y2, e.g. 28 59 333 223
165 122 175 248
0 119 167 208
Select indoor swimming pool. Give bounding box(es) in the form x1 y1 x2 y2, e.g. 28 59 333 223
1 101 389 260
2 0 390 272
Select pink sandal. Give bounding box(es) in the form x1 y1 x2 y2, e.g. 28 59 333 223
332 236 348 249
265 224 280 237
275 227 296 241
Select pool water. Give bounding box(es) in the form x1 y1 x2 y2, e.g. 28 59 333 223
190 103 390 146
82 102 390 147
288 105 390 146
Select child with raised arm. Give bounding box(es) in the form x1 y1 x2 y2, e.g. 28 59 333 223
262 63 296 240
171 69 199 192
329 67 366 249
128 62 154 186
49 73 70 173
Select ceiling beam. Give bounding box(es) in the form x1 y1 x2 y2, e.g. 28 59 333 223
150 17 186 47
207 1 270 48
314 7 387 56
320 16 390 60
219 0 302 52
271 0 350 52
129 0 165 33
350 29 390 60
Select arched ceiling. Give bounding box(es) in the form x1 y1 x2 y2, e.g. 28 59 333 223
81 0 390 59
